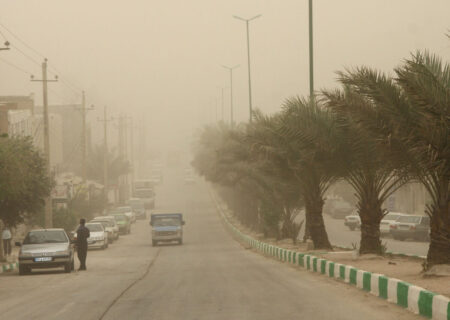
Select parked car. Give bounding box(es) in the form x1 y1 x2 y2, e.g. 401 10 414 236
90 219 116 243
390 215 430 241
344 212 361 230
380 212 407 237
111 213 131 234
85 222 109 249
16 229 75 275
116 206 136 223
128 198 146 220
92 216 119 240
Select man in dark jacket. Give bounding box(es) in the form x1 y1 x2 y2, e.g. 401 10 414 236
76 218 90 271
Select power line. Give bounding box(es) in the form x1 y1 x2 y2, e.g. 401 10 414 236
0 21 46 59
0 56 33 75
10 44 42 68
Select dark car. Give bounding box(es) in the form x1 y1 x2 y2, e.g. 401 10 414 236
390 215 430 241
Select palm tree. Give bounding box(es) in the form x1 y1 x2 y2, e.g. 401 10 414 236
249 98 344 250
323 87 410 254
335 51 449 267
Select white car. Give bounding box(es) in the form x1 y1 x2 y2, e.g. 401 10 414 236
344 212 361 231
116 206 136 223
380 212 407 237
90 219 117 243
85 223 109 250
93 216 120 240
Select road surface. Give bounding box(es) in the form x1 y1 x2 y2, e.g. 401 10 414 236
0 167 421 320
323 216 428 256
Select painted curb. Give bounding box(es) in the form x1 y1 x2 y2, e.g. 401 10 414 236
0 262 19 274
211 192 450 320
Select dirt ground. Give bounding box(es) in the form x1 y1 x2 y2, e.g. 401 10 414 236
223 211 450 299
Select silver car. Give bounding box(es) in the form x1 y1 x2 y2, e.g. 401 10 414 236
16 229 75 275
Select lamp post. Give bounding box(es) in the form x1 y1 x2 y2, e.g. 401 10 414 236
308 0 314 100
222 65 239 125
233 14 261 122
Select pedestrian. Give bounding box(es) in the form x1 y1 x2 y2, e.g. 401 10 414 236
2 226 12 256
76 218 90 271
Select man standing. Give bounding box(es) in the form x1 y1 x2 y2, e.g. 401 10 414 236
76 218 90 271
2 226 12 257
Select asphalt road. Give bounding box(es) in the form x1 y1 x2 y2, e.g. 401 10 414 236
0 167 421 320
322 215 429 256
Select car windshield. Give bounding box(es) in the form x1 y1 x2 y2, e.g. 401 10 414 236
95 220 114 227
117 207 132 213
134 189 154 198
23 230 68 244
383 214 402 221
113 214 127 222
396 215 421 223
129 200 144 209
153 217 181 227
86 224 103 232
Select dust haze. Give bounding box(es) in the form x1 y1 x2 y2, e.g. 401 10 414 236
0 0 448 153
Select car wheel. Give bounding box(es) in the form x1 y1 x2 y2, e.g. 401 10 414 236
152 240 158 246
71 259 75 271
178 239 183 245
349 226 355 231
64 262 71 273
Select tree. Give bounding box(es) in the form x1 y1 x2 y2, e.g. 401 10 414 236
0 136 52 261
86 145 130 185
336 51 449 267
0 136 52 227
323 86 410 254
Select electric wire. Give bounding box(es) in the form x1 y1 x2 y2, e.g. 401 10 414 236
0 56 33 75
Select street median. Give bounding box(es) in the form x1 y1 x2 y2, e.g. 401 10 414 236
211 191 450 320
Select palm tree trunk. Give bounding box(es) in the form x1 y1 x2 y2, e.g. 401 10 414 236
426 178 450 268
358 190 383 255
304 195 333 250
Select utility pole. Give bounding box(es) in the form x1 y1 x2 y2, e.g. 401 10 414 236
221 87 225 122
308 0 314 99
78 91 94 183
222 65 239 125
0 41 10 51
98 106 113 206
233 14 261 122
31 59 58 228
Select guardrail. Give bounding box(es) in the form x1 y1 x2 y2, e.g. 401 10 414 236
0 262 18 274
211 192 450 320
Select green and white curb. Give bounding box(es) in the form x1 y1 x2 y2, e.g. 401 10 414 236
211 191 450 320
0 262 18 274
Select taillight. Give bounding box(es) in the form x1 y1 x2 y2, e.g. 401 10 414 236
390 225 397 229
410 225 416 230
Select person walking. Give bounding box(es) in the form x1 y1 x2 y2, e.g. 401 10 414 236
76 218 90 271
2 226 12 257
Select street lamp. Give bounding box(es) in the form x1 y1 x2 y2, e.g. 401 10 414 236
233 14 261 122
308 0 314 99
222 65 239 125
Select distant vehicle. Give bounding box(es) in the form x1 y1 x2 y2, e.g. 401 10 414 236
150 169 163 185
16 229 75 275
128 198 146 219
110 213 131 234
92 216 119 240
116 206 136 223
134 179 154 190
133 188 155 209
328 201 354 219
390 215 430 241
344 212 361 230
85 223 109 250
184 174 196 184
150 213 185 246
380 212 407 237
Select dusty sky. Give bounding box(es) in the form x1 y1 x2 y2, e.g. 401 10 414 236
0 0 449 151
